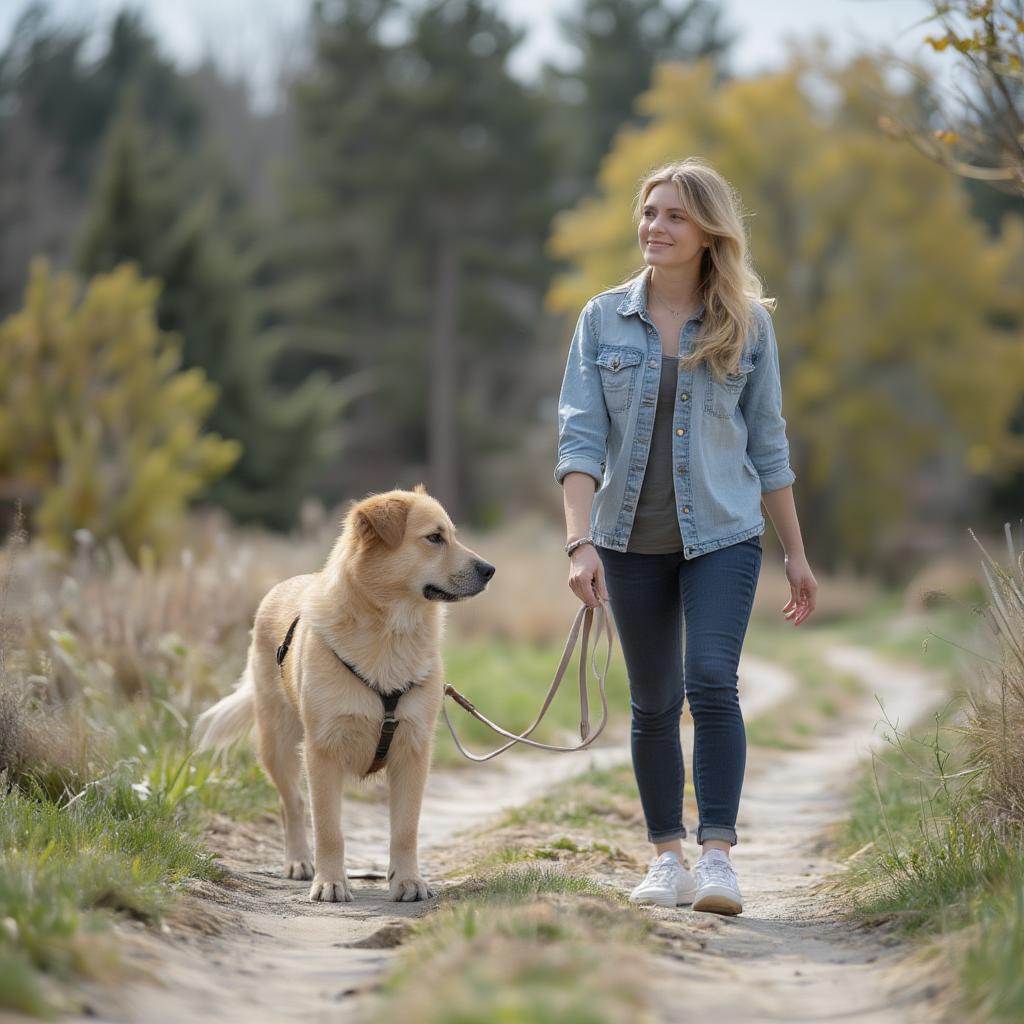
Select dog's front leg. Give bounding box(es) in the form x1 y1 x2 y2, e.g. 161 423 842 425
386 741 435 901
306 743 353 903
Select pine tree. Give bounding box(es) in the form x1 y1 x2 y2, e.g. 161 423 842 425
77 103 343 527
282 0 559 517
552 0 733 186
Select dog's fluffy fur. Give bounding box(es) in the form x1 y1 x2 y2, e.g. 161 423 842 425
194 486 494 903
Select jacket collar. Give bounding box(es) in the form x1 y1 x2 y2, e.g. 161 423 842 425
615 267 705 322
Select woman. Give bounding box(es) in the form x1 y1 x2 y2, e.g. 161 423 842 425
555 158 817 915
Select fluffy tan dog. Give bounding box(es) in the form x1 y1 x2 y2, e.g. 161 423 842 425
194 486 494 902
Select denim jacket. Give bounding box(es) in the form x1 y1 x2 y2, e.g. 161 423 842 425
555 269 795 557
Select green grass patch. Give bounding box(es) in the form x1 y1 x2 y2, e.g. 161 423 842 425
0 766 223 1016
435 638 630 768
372 865 652 1024
497 764 639 833
838 704 1024 1022
811 593 981 674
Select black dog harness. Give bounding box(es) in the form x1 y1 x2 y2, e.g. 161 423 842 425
276 614 410 777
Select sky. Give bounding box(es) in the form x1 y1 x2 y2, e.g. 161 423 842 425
0 0 948 110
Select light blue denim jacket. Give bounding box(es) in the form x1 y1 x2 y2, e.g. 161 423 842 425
555 269 796 557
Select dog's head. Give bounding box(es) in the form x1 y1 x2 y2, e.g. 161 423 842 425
344 485 495 604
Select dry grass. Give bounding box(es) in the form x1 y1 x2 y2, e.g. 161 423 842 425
962 523 1024 831
3 507 335 709
452 514 885 645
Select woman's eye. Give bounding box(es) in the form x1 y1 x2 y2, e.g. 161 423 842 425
427 533 446 545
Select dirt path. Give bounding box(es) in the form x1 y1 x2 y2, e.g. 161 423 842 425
66 647 945 1023
639 645 949 1023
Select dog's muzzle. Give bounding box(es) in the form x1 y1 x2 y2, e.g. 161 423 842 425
423 559 495 601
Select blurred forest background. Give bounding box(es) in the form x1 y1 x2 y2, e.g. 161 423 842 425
1 0 1022 580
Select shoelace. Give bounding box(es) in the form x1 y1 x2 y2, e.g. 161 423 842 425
696 857 737 887
645 857 683 886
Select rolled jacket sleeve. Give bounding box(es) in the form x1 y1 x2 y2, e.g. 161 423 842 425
554 301 609 487
741 306 796 494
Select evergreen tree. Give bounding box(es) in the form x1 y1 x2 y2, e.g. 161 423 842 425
551 0 733 186
78 104 343 526
282 0 559 517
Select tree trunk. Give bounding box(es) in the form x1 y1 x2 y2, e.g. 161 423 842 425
429 232 459 516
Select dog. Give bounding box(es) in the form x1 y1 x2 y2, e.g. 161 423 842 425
194 486 495 902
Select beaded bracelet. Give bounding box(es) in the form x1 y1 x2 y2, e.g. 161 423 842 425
564 536 595 557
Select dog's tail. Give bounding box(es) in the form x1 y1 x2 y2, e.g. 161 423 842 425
193 665 256 755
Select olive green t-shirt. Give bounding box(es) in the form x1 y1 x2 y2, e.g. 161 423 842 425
626 355 684 554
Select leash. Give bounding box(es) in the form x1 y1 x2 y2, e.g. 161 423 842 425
441 601 614 761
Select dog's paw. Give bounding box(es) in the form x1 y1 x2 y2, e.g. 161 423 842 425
309 877 353 903
284 859 314 881
389 875 435 902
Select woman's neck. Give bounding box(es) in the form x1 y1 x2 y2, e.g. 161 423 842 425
647 266 702 312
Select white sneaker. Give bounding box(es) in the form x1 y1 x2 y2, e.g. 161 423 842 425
628 852 698 907
692 849 743 915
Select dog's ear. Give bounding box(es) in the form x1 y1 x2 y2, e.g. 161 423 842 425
355 495 410 550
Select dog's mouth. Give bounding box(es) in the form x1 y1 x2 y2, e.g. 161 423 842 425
423 584 465 602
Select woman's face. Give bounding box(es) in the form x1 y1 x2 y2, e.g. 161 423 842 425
638 182 709 271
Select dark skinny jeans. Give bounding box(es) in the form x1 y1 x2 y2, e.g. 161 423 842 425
597 536 762 846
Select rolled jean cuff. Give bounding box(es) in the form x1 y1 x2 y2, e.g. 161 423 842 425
697 824 737 846
648 826 687 843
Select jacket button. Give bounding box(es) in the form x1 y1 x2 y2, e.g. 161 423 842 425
648 359 657 368
681 393 689 401
675 428 684 436
682 506 690 514
677 466 686 476
611 358 620 369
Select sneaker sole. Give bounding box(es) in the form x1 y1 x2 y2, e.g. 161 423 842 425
629 886 698 908
692 891 742 915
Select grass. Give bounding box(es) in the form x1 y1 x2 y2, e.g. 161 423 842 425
435 637 630 768
0 766 223 1016
371 866 654 1024
836 526 1024 1021
837 710 1024 1020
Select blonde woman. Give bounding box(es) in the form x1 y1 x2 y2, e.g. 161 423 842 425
555 158 818 915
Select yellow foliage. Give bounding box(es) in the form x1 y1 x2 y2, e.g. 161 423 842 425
0 260 241 558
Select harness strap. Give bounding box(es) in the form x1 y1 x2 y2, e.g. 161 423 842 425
365 692 402 775
275 613 411 777
276 615 301 666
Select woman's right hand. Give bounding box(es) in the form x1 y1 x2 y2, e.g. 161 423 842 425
568 544 609 608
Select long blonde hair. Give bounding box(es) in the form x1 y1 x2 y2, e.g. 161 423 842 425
633 158 774 381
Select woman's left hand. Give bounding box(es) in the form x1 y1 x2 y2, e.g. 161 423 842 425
782 553 817 627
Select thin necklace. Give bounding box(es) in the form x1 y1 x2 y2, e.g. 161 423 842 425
650 282 697 319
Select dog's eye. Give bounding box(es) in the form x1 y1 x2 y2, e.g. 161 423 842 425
426 532 446 545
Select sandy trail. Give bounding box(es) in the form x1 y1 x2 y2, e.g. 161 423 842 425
642 645 948 1023
66 647 942 1023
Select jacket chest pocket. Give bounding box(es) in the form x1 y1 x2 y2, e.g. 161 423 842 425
705 359 754 419
596 346 643 413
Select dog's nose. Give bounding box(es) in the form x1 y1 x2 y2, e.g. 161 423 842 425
474 560 495 582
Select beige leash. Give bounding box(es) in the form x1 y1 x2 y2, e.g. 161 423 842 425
441 601 614 762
